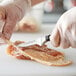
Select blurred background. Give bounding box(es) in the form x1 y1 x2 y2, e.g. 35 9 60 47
0 0 76 24
32 0 76 24
0 0 76 32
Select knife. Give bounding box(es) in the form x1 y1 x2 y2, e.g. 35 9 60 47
18 35 51 47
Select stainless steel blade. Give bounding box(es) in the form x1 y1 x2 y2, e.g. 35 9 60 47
18 36 46 47
18 40 36 47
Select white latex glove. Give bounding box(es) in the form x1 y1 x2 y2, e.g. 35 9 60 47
0 0 30 41
50 7 76 48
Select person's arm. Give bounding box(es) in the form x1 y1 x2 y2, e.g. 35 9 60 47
0 0 44 20
0 0 44 6
31 0 44 6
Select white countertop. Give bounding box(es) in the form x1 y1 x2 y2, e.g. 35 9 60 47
0 24 76 76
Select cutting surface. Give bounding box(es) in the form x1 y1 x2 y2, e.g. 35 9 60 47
0 25 76 76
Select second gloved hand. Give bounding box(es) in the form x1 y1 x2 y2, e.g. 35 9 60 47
50 7 76 48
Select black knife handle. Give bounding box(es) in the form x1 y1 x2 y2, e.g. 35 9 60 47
46 35 51 41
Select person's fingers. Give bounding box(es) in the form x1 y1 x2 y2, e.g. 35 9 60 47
58 25 70 48
71 24 76 48
2 20 16 40
50 27 60 47
0 6 5 20
67 32 76 48
67 24 76 48
59 37 70 48
14 23 19 32
0 6 6 38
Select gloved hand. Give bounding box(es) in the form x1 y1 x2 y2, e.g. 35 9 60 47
0 0 30 41
50 7 76 48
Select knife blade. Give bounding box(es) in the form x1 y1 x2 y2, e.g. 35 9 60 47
18 35 51 47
